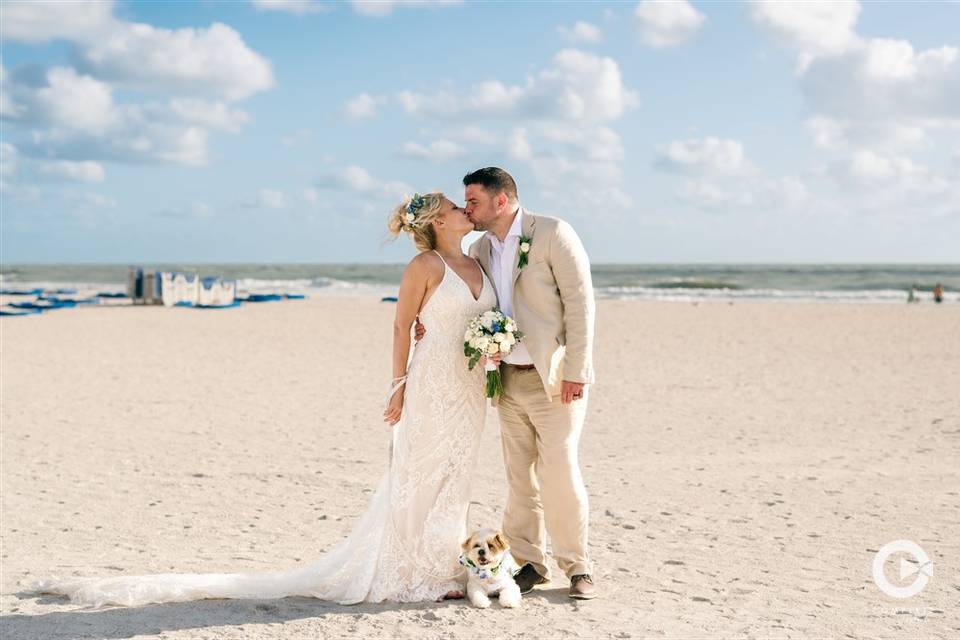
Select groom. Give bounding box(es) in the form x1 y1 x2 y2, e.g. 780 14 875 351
419 167 597 599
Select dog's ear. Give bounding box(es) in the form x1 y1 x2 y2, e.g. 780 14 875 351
492 532 510 552
461 535 473 551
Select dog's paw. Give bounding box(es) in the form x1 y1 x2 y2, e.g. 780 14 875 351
499 591 522 608
471 596 492 609
499 585 522 608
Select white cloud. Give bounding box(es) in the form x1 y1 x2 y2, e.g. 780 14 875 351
558 21 603 44
507 128 533 161
806 116 929 152
24 67 118 134
847 150 949 196
36 160 106 183
256 188 288 209
799 40 960 124
168 99 251 133
4 68 221 167
0 0 115 44
77 22 273 101
678 179 755 209
677 175 811 213
3 3 273 102
344 93 384 120
398 82 521 119
547 49 640 120
350 0 463 17
828 152 958 219
634 0 706 49
251 0 328 14
747 0 861 68
320 165 413 200
655 137 755 176
849 150 914 182
2 142 106 183
658 136 818 214
27 119 211 167
748 0 960 129
510 137 632 213
1 3 269 176
398 49 638 123
805 116 847 149
391 49 638 218
540 125 624 162
340 165 379 191
748 0 960 223
399 139 467 162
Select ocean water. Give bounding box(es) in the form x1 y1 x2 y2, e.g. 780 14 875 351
2 264 958 304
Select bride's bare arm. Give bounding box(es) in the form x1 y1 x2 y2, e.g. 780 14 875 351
384 254 437 425
393 255 434 378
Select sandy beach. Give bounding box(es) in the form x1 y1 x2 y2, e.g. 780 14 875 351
1 297 958 639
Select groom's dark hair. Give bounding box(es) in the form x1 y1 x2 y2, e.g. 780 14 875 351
463 167 518 201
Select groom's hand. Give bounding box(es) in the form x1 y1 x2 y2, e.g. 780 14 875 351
414 317 426 343
561 381 585 404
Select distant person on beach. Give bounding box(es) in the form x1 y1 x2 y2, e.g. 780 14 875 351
933 283 944 304
907 286 917 303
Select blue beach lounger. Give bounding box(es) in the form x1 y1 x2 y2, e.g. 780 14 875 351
0 288 44 296
0 307 43 316
238 293 283 303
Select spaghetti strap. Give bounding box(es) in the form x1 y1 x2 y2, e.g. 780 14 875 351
431 249 448 268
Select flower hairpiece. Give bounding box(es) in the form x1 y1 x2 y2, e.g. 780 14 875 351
403 193 427 231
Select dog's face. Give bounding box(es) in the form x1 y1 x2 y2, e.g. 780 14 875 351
461 528 510 568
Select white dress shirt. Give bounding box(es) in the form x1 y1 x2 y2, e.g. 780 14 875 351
488 207 534 366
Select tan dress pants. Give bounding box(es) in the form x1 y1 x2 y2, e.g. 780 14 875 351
497 365 591 580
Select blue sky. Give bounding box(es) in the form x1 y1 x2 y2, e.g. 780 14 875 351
2 0 958 264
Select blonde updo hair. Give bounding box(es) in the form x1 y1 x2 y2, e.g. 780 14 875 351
387 192 446 252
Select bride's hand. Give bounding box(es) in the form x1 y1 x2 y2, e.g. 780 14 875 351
479 352 502 368
383 387 404 426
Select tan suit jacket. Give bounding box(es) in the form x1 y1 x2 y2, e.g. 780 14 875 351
469 211 596 399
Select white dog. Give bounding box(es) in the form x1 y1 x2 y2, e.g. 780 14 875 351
460 528 522 609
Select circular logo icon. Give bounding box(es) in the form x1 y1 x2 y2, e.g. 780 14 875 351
872 539 933 599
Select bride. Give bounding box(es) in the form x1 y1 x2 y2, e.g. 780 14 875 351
30 193 499 607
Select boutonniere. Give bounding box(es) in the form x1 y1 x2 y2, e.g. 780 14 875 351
517 236 532 269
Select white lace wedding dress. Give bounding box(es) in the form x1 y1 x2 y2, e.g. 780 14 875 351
31 253 497 608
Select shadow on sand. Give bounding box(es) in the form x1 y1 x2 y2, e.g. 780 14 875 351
2 592 452 640
3 585 578 639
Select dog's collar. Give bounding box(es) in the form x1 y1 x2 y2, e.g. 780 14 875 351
459 553 506 579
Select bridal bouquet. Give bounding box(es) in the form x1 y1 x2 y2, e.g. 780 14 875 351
464 309 524 399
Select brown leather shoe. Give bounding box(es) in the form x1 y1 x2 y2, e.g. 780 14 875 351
569 574 597 599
